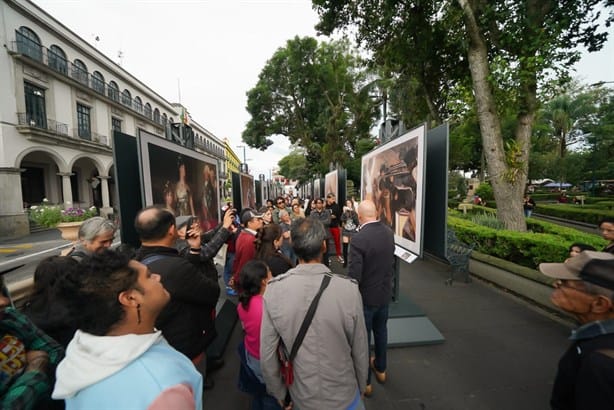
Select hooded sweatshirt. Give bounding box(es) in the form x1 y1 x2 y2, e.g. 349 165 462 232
53 330 202 410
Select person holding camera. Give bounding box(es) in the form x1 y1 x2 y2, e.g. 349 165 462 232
134 206 221 390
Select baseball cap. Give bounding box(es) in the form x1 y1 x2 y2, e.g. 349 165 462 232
539 251 614 290
240 208 264 225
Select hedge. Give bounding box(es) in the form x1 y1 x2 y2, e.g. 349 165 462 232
448 215 607 270
535 204 614 225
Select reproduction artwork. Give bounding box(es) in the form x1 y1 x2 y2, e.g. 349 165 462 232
325 170 338 200
240 173 256 210
361 124 426 255
313 178 321 200
138 130 220 231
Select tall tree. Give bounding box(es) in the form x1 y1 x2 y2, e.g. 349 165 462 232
314 0 612 231
242 36 380 175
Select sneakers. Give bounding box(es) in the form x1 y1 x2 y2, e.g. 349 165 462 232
370 356 387 384
226 287 238 297
338 255 344 263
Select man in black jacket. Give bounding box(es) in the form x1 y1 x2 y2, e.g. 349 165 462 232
326 193 343 263
348 199 395 397
134 206 221 389
539 251 614 410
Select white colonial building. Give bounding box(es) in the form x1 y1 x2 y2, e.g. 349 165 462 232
0 0 227 239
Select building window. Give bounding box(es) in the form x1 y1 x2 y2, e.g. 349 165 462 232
111 117 122 132
91 71 105 94
144 103 152 119
17 27 42 61
108 81 119 102
121 89 132 107
77 103 91 140
48 45 67 74
72 59 88 85
24 82 47 129
153 108 160 123
134 96 143 113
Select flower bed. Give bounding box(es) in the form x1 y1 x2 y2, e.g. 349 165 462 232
29 199 97 228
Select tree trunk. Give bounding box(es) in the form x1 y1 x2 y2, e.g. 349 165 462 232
457 0 527 231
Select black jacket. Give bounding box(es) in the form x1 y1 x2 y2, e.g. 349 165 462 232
135 245 220 359
551 332 614 410
326 202 342 228
348 221 395 306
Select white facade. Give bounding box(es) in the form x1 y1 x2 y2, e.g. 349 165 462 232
0 0 226 238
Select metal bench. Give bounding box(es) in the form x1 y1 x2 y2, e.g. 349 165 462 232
445 229 475 285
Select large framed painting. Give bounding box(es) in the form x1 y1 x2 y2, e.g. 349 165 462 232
313 178 321 200
361 124 426 255
138 130 220 230
240 173 256 210
325 170 338 200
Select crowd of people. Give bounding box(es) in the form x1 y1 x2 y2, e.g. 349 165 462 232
1 193 614 409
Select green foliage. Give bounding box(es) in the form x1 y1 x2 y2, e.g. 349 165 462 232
449 215 606 269
277 149 309 182
536 203 614 224
470 212 505 229
242 36 380 176
475 183 494 201
29 199 97 228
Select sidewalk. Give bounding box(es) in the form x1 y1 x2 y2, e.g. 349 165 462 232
205 257 571 410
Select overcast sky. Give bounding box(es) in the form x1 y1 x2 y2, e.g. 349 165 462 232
33 0 614 179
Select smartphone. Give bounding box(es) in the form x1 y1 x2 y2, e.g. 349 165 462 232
186 216 198 237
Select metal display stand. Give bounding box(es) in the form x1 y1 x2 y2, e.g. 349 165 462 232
387 255 445 347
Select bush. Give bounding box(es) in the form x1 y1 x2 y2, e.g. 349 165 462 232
29 199 97 228
475 183 494 201
448 215 606 269
535 204 614 225
470 212 505 229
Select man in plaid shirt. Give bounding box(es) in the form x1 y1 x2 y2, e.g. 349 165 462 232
0 294 64 410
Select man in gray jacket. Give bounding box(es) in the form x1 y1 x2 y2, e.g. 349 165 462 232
260 218 368 410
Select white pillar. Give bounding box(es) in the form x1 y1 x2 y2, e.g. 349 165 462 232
98 175 113 217
0 167 29 238
58 172 73 206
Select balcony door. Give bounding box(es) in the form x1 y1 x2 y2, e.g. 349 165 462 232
24 82 47 129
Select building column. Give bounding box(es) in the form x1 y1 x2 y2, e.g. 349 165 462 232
57 172 73 206
0 167 29 238
98 175 113 217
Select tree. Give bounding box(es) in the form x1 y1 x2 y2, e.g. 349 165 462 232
314 0 613 231
277 149 309 182
242 36 380 176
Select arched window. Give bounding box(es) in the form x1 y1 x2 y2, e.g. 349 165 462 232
162 113 168 126
91 71 105 94
134 96 143 113
108 81 119 102
153 108 160 123
169 117 174 124
121 89 132 107
144 103 152 119
72 59 88 85
48 45 67 74
17 26 42 61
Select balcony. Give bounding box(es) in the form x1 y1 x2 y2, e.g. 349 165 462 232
10 30 167 131
17 112 110 153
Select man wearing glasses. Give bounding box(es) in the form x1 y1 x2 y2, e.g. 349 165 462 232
539 251 614 409
598 217 614 254
272 196 286 224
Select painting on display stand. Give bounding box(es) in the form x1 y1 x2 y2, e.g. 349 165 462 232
360 124 426 255
137 130 220 231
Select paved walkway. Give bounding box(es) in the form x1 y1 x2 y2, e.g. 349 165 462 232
205 257 571 410
1 232 572 409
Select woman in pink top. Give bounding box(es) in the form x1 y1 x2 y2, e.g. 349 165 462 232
237 260 281 410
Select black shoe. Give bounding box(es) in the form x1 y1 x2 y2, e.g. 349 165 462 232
207 358 225 373
203 378 215 390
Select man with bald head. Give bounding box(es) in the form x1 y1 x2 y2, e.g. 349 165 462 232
348 199 395 397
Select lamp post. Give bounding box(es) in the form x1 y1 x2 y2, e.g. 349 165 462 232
237 145 248 173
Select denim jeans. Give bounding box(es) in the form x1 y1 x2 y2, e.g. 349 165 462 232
223 252 235 287
363 304 389 384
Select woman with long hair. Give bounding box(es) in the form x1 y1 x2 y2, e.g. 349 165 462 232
290 202 305 222
340 199 359 268
254 224 293 277
175 158 195 216
22 256 79 348
237 260 280 410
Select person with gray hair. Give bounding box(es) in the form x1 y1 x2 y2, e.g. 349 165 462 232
65 216 116 261
260 218 368 409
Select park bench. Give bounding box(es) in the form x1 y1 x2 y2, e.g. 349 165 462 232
445 228 475 285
